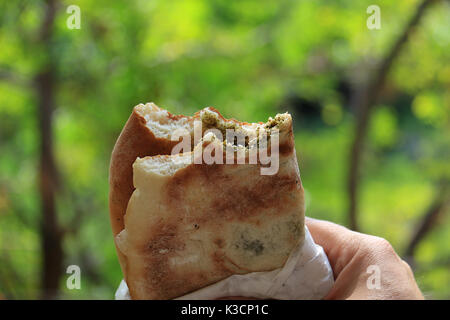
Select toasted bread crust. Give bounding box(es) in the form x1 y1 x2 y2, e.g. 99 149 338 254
109 106 185 272
109 107 178 236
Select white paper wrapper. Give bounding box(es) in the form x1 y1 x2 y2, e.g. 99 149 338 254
115 226 334 300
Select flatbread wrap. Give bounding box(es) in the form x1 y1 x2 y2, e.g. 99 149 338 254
109 103 305 299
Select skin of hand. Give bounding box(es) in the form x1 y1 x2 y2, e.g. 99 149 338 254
219 218 424 300
305 217 424 300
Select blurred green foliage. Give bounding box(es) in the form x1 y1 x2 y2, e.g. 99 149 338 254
0 0 449 299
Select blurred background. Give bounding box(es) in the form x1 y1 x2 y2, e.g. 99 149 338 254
0 0 449 299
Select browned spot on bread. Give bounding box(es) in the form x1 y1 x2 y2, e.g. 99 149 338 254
278 128 295 156
211 251 238 274
279 140 294 156
140 222 188 298
214 238 225 248
209 175 297 221
164 163 299 223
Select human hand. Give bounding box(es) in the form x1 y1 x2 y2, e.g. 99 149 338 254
305 217 424 300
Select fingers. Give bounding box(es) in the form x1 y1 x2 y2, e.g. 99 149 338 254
306 218 425 300
305 217 353 251
305 217 363 276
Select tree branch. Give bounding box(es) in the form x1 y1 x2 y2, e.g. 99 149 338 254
35 0 63 300
404 183 449 267
347 0 437 231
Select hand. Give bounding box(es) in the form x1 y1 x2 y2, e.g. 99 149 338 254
306 217 424 300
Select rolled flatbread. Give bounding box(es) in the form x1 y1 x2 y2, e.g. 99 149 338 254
109 103 305 299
